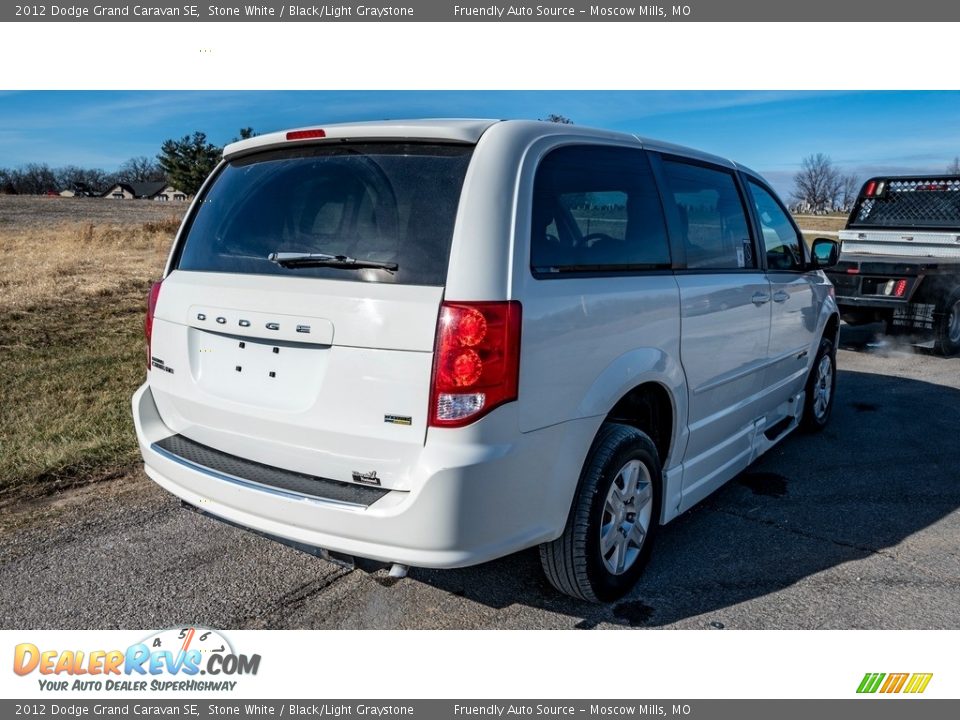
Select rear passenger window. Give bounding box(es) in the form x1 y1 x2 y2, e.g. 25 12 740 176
660 160 755 270
531 146 670 274
747 180 805 271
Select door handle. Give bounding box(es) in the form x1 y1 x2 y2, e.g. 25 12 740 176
773 290 790 303
751 292 771 306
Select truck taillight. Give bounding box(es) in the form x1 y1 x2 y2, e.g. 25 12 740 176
145 281 162 370
881 278 908 297
429 301 521 428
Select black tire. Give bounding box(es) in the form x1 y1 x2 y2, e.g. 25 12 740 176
800 335 836 433
933 287 960 357
539 423 661 603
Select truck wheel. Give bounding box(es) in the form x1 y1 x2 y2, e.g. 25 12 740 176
540 423 661 603
800 335 836 433
934 288 960 356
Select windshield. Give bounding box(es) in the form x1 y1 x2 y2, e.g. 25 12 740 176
174 142 473 285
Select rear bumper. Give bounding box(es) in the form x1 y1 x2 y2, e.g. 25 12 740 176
132 383 596 568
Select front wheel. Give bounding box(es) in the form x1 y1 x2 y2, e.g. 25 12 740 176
539 423 661 602
800 335 836 432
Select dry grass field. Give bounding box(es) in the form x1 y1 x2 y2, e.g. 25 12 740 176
794 213 848 245
0 196 183 505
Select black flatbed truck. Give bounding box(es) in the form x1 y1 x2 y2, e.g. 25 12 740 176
825 176 960 355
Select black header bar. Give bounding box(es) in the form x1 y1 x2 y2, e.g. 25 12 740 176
4 1 959 22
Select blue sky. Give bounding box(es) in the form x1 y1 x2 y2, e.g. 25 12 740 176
2 90 959 198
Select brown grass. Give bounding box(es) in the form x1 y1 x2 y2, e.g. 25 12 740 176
0 196 184 501
792 213 848 247
793 213 848 233
0 195 184 230
0 222 175 312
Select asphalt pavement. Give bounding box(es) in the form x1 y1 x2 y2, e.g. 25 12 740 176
2 325 958 629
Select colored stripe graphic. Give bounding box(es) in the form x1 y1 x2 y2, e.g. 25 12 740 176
857 673 885 693
857 672 932 694
880 673 909 693
904 673 933 694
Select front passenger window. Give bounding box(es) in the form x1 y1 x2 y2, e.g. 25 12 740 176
747 180 804 271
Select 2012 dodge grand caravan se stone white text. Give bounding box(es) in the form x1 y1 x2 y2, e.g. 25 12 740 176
133 119 841 601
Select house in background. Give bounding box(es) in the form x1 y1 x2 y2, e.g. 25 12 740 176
101 181 188 201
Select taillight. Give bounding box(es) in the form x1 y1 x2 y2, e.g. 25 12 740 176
429 301 522 428
145 281 162 370
880 278 908 297
864 180 877 197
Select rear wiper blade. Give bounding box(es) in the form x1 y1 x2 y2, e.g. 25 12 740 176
268 252 398 273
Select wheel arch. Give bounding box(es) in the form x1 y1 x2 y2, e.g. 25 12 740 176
603 382 675 468
824 310 840 347
574 347 688 472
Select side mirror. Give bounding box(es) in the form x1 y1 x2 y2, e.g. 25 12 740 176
811 238 840 268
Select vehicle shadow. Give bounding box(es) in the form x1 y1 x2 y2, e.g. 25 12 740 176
409 365 960 627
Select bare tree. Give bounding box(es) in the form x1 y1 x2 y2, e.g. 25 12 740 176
839 173 861 211
118 156 165 183
55 165 112 195
0 168 15 194
793 153 843 213
947 157 960 176
2 163 114 195
13 163 58 194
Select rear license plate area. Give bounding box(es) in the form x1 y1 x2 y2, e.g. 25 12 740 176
188 328 328 411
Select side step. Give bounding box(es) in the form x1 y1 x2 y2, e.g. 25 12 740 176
763 415 794 441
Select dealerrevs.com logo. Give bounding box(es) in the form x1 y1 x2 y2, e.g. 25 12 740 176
13 627 261 692
857 673 933 694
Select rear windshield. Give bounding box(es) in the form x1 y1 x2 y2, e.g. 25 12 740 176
174 143 473 286
850 178 960 229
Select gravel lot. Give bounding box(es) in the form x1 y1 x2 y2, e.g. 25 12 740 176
1 325 958 630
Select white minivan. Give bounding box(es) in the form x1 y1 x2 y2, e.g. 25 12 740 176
133 119 840 601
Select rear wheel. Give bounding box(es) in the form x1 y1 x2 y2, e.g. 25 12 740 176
934 288 960 356
800 335 836 432
539 423 661 602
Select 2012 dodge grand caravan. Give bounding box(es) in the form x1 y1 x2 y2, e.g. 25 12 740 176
133 119 841 601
